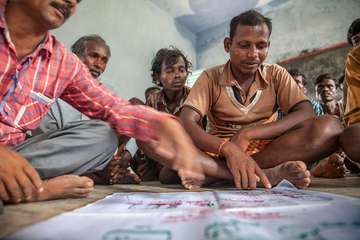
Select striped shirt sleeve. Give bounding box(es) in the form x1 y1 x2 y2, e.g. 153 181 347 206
60 58 170 142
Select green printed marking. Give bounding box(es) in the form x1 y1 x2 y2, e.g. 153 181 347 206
102 228 172 240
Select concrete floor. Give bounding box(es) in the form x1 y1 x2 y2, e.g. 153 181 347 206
1 175 360 238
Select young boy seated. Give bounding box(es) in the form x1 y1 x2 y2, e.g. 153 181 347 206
174 10 343 189
340 18 360 168
133 47 192 181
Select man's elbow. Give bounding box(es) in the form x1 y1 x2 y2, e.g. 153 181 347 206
179 107 202 132
291 101 316 120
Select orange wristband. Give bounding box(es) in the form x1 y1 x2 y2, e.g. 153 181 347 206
217 139 229 156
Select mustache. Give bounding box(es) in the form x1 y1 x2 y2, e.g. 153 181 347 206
50 1 71 19
89 68 103 78
242 61 260 65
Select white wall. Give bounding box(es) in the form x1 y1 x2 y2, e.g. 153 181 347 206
196 0 360 69
53 0 197 101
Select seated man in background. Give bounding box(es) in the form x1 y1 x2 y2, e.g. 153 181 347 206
132 47 192 182
34 34 140 185
0 0 205 207
180 10 343 189
340 18 360 169
310 74 347 178
288 69 324 115
278 69 324 119
315 74 344 120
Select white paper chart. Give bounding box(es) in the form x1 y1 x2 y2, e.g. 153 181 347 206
8 180 360 240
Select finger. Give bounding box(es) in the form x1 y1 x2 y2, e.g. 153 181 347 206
16 173 34 201
240 166 248 189
255 164 271 189
23 165 43 193
0 181 10 202
119 161 130 169
2 176 23 203
111 172 124 184
232 170 242 189
109 158 121 166
248 164 257 189
110 165 121 176
131 173 141 184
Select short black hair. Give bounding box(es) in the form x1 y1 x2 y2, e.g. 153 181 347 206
128 97 144 105
230 10 272 40
347 18 360 45
337 75 345 90
314 73 336 87
150 46 192 86
338 75 345 85
288 68 307 86
71 34 111 58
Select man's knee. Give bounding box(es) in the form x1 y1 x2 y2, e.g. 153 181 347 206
87 120 119 151
309 115 343 141
72 120 119 155
300 115 343 153
340 123 360 162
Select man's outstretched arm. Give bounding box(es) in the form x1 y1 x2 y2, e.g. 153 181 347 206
61 62 205 187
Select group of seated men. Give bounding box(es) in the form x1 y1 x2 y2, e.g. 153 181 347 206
0 0 359 209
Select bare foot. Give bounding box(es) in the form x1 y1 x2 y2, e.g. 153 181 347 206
35 175 94 201
263 161 311 189
87 150 138 185
178 168 204 190
113 168 141 184
311 154 346 178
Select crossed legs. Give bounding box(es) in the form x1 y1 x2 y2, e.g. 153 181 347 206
159 115 343 189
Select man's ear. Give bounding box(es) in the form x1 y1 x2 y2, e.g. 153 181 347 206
224 37 231 53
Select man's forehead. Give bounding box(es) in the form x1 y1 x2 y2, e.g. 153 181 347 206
293 75 303 80
234 23 270 39
318 79 336 85
85 41 109 55
163 56 185 69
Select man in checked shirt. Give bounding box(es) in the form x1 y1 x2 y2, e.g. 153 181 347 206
33 34 142 185
0 0 226 206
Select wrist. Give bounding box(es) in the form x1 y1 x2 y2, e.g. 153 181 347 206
220 140 235 157
217 139 229 156
241 128 252 140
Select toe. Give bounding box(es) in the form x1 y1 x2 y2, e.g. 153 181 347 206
295 161 307 171
79 177 94 187
74 187 93 195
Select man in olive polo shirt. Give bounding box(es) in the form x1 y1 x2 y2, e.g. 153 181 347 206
179 10 343 189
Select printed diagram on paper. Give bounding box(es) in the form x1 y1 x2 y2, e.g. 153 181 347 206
8 181 360 240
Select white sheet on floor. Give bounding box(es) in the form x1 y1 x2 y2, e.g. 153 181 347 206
7 180 360 240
